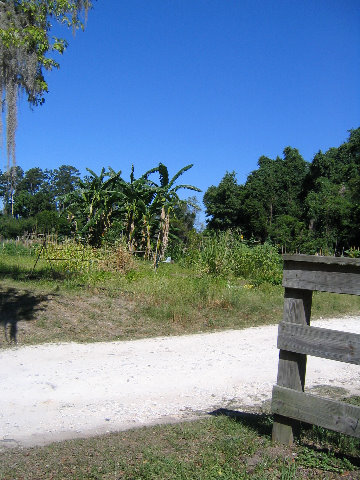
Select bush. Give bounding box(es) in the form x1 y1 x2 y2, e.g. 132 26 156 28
179 230 283 285
0 215 36 239
34 211 72 236
0 240 34 256
35 238 135 274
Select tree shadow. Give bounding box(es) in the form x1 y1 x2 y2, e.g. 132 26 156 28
0 262 66 281
0 287 51 344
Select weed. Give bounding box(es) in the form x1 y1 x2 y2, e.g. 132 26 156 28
0 414 359 479
280 459 297 479
0 240 35 256
297 446 355 473
179 231 283 285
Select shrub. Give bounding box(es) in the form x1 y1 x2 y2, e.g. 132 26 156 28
0 240 34 256
34 238 135 274
179 230 283 285
0 215 36 239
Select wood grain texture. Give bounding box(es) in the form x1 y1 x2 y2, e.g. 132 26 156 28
272 385 360 438
282 259 360 295
276 288 312 390
277 322 360 365
272 288 312 444
272 255 360 444
282 254 360 267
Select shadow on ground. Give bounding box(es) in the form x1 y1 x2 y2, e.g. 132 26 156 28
210 407 360 468
210 408 273 436
0 287 52 344
0 263 65 282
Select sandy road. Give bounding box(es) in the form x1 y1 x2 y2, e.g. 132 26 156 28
1 316 359 449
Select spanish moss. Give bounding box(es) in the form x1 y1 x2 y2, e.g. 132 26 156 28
0 0 91 181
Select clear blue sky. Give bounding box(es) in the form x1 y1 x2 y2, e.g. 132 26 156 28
4 0 360 225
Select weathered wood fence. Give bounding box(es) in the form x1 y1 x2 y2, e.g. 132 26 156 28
271 254 360 444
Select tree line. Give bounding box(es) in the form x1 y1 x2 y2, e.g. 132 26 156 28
204 128 360 254
1 129 358 258
0 163 200 260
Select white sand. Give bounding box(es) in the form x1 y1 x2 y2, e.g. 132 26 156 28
1 316 359 449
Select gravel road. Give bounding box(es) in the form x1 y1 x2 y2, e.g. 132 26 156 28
1 316 360 449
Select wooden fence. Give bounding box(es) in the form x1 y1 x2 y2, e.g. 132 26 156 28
271 254 360 445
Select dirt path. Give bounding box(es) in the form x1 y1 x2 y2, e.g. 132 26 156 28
1 316 360 449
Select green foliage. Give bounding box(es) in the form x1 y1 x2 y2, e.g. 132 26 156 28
0 1 92 167
0 240 34 256
297 446 354 473
0 211 71 238
204 129 360 254
0 413 359 479
62 163 200 256
0 162 200 260
64 167 123 246
346 247 360 258
179 230 283 285
0 164 80 221
203 171 243 230
0 214 36 238
0 0 92 106
34 238 135 274
34 210 72 235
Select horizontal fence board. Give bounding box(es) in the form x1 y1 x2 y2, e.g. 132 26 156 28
272 385 360 438
282 254 360 267
283 259 360 295
277 322 360 365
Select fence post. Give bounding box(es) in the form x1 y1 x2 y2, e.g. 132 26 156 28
272 287 312 444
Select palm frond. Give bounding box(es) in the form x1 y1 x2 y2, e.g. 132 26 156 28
168 164 193 189
158 163 169 187
172 184 202 193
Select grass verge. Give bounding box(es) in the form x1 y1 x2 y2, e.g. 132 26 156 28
0 254 359 346
0 407 359 479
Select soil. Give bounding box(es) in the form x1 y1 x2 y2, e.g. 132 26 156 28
1 316 359 450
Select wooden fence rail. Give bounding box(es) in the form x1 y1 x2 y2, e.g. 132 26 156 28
271 254 360 445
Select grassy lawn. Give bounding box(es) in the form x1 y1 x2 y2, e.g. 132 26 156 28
0 252 359 346
1 248 360 479
0 410 359 479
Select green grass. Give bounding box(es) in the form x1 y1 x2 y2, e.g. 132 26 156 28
0 409 359 479
0 252 359 346
1 247 360 479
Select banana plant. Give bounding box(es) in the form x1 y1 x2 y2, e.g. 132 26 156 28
117 165 158 252
149 163 201 262
63 167 123 246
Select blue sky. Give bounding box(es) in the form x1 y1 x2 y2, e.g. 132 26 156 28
4 0 360 224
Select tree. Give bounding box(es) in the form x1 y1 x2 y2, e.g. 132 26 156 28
203 171 243 230
17 167 46 194
170 196 200 244
51 164 81 210
303 128 360 251
149 163 201 261
117 165 157 254
0 165 24 215
9 166 55 217
64 167 122 246
242 156 282 234
240 149 308 240
304 178 352 252
0 1 92 180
